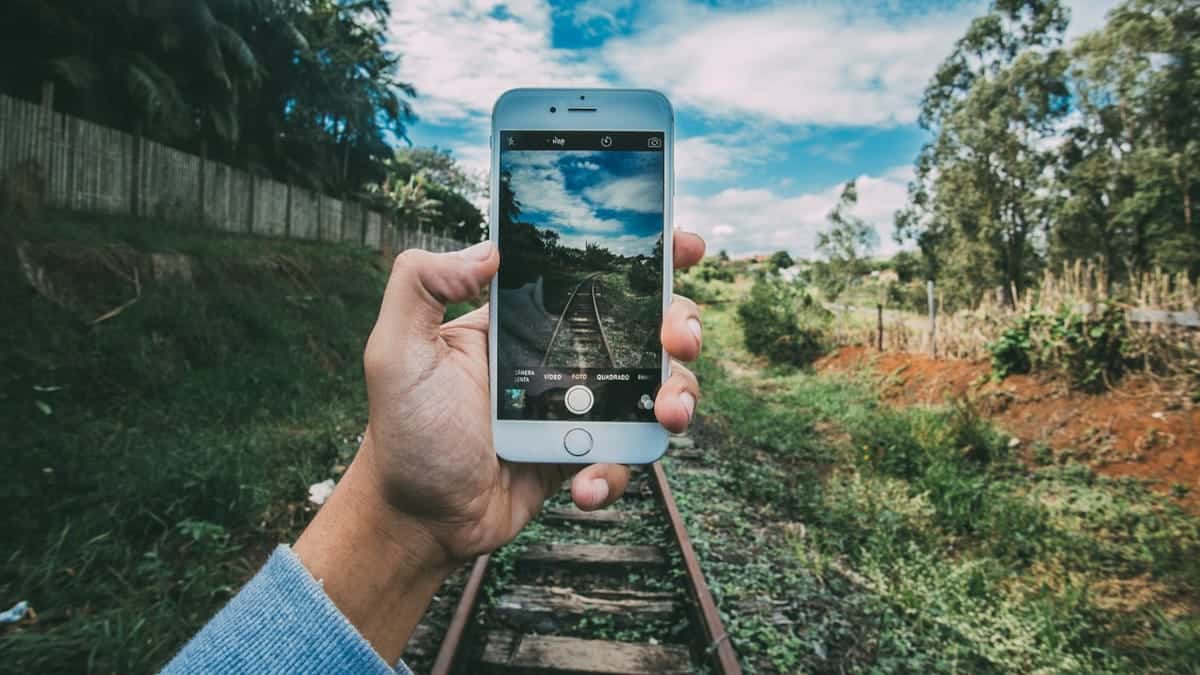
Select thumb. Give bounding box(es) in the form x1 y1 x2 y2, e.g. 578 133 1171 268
373 242 498 344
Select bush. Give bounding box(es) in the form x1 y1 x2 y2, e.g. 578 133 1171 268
694 258 734 282
736 278 829 365
887 280 929 313
627 256 659 294
675 274 728 304
988 305 1130 391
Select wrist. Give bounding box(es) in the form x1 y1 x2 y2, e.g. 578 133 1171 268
293 443 455 664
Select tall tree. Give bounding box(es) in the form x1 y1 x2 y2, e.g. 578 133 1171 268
0 0 415 197
896 0 1071 307
817 180 877 298
1058 0 1200 278
386 148 485 242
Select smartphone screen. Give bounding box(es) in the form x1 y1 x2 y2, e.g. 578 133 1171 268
496 130 665 423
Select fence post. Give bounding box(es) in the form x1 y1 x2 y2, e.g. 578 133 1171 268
246 175 256 233
131 121 142 218
316 193 324 241
284 184 293 238
198 141 207 227
39 81 55 192
927 280 937 359
876 303 884 351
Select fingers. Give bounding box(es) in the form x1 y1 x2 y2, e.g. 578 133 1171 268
571 463 632 511
655 361 699 434
672 231 706 270
662 295 702 362
373 243 498 344
443 303 489 332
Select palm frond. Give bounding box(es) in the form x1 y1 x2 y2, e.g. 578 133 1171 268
48 56 99 90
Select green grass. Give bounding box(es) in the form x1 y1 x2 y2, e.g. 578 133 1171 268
0 216 390 673
596 269 659 369
673 300 1200 674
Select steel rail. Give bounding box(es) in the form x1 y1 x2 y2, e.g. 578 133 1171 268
540 272 602 368
589 275 616 367
427 461 742 675
428 554 490 675
649 461 743 674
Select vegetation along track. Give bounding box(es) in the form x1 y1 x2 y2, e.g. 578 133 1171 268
542 273 615 369
425 434 741 674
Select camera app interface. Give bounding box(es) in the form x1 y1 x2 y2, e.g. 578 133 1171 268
497 131 665 422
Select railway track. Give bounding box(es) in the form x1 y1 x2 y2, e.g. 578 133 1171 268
423 434 742 675
542 273 615 369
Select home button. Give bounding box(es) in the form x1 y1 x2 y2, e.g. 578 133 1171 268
563 428 593 457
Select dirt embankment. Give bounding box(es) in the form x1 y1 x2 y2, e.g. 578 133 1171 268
817 346 1200 511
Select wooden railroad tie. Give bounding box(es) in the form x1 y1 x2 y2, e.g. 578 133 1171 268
480 631 692 674
542 506 630 527
518 544 666 568
494 585 676 628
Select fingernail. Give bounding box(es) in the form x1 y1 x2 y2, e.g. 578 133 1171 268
680 392 695 421
590 478 609 506
463 240 494 260
687 318 702 341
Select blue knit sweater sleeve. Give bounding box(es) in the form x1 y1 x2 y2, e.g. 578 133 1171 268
163 545 413 675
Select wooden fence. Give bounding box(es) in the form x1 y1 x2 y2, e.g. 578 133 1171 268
0 89 462 253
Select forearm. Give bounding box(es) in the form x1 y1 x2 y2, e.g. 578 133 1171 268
293 445 457 665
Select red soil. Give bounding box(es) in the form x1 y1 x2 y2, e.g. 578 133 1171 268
816 346 1200 512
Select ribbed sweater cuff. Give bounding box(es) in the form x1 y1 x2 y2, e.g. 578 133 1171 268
163 544 412 674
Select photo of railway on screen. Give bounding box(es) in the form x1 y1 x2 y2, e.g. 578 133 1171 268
496 150 664 372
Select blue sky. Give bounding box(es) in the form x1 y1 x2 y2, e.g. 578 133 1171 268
388 0 1121 259
504 149 664 256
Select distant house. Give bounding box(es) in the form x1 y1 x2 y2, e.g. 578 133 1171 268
870 269 900 284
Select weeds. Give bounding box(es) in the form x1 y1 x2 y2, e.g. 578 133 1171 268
1 217 386 673
988 304 1131 391
678 301 1200 674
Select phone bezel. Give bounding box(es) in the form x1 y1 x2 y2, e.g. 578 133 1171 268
489 88 674 464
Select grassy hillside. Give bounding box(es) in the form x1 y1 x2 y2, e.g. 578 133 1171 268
0 217 394 673
673 300 1200 674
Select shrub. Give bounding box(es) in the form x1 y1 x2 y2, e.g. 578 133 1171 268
675 274 727 304
627 256 659 294
694 258 734 282
887 280 930 312
736 278 829 365
988 305 1131 391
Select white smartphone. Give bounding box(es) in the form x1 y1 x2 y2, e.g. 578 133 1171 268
489 88 674 464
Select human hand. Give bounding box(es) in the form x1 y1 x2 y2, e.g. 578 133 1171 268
361 231 706 560
294 231 706 663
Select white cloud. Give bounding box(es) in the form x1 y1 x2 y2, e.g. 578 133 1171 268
506 151 624 233
584 174 663 213
388 2 606 124
675 137 736 182
392 0 1123 132
604 3 984 127
676 166 913 259
570 0 636 34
